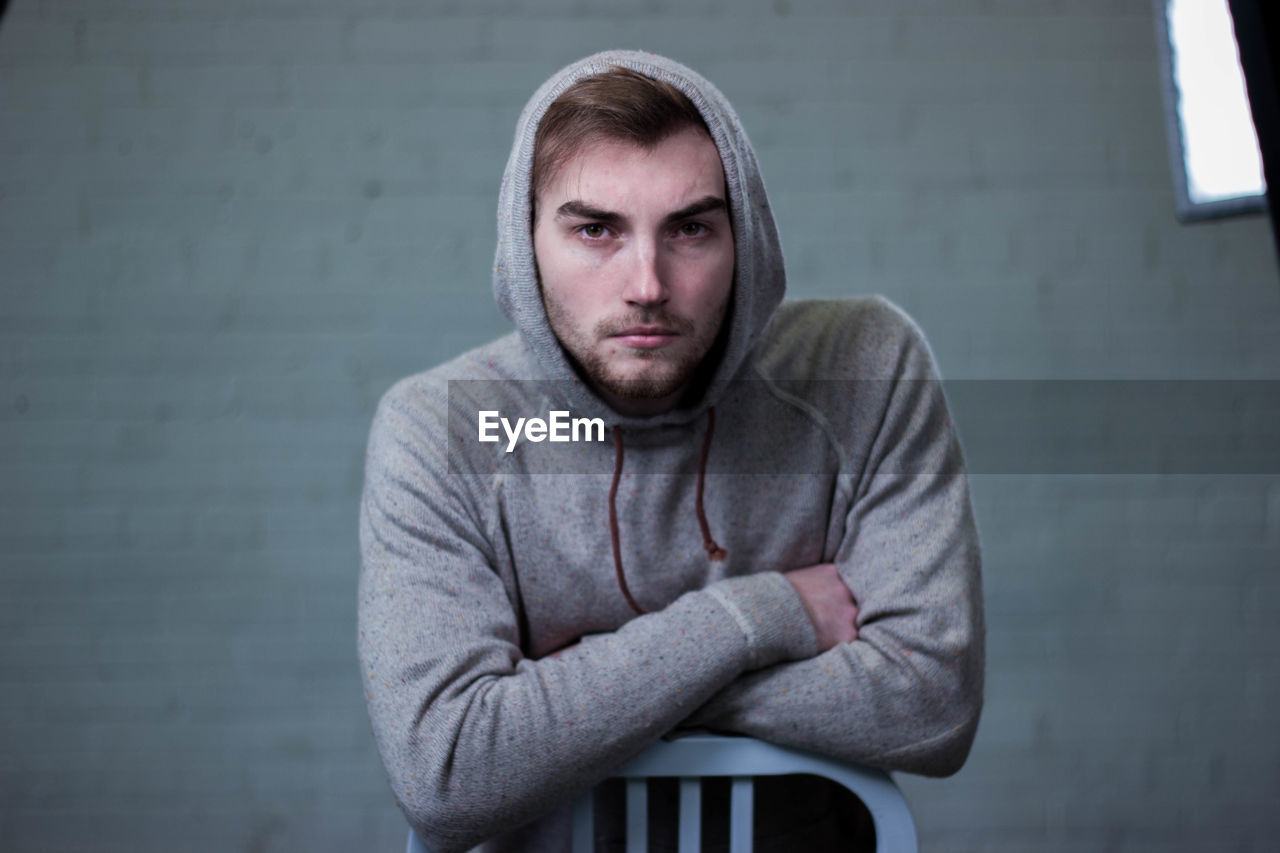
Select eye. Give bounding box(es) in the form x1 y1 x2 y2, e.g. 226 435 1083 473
578 223 609 240
677 222 708 238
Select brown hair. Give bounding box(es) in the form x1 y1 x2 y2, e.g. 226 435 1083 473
531 67 712 210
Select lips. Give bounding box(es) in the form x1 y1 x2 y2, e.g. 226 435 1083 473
612 326 678 348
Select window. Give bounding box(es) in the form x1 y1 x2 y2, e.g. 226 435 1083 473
1155 0 1266 220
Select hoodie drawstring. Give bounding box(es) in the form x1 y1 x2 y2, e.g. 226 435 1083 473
696 407 730 563
608 425 646 615
608 407 728 616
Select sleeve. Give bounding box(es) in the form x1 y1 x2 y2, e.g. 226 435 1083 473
675 317 986 777
357 379 819 853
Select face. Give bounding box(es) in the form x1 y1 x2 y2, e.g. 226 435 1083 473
533 126 735 417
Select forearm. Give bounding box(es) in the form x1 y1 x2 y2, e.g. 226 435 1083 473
360 570 816 853
677 614 984 776
681 443 985 776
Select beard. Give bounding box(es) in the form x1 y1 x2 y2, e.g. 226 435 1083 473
542 291 731 403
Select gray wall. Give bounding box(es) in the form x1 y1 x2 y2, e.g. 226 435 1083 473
3 1 1279 851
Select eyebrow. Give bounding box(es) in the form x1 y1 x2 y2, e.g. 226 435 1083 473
554 195 728 227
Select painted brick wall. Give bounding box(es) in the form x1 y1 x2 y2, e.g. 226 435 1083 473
2 1 1278 850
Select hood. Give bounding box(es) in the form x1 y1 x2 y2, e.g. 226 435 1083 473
491 50 787 430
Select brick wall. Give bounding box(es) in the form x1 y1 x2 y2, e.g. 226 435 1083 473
2 1 1278 850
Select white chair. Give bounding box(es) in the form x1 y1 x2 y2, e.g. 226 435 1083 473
407 733 919 852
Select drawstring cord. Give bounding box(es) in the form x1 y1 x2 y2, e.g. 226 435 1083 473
608 407 728 616
608 425 646 615
696 407 730 563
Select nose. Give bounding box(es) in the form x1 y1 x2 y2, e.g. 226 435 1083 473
621 239 667 307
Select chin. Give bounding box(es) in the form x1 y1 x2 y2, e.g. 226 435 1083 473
601 375 678 399
575 341 708 404
595 365 689 401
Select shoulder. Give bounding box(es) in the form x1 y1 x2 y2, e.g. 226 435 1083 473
756 296 938 380
367 332 540 462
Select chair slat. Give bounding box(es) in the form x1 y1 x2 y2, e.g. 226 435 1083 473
626 778 648 853
729 776 753 853
678 777 701 853
571 791 593 853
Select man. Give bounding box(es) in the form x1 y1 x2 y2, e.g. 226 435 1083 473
359 50 984 852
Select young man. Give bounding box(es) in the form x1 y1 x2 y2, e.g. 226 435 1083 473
359 51 984 852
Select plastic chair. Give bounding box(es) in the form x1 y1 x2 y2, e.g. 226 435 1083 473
406 733 919 852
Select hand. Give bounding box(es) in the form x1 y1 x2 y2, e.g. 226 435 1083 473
783 563 859 652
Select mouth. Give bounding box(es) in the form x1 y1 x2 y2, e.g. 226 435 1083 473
611 326 679 349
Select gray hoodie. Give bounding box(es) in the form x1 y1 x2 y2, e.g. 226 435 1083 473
358 50 984 853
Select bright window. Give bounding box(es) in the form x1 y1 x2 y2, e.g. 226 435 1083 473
1157 0 1266 219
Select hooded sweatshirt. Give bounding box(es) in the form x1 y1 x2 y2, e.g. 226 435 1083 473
358 50 984 853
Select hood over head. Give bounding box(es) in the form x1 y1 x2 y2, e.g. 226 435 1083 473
492 50 787 430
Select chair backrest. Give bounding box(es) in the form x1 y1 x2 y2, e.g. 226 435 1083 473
407 733 918 853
